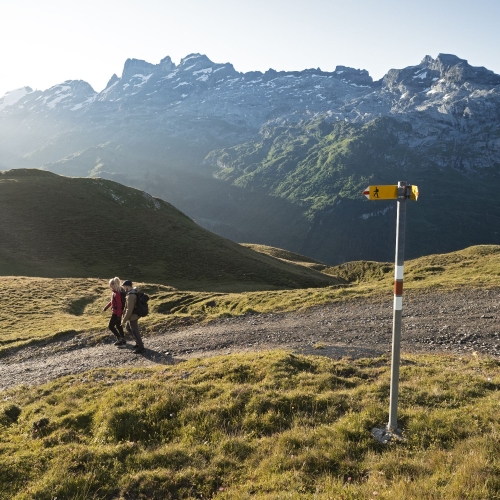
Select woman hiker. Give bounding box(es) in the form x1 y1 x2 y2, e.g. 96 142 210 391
103 277 127 346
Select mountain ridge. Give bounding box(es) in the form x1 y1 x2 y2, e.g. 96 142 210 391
0 52 499 264
3 52 497 118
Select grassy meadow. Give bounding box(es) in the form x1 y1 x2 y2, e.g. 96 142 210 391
2 175 500 500
1 351 500 499
2 245 500 354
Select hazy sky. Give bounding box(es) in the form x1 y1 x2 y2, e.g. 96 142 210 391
1 0 499 97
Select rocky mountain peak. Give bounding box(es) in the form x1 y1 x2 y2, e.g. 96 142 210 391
159 55 175 71
427 53 465 68
178 53 219 73
121 58 158 79
121 55 177 79
421 53 500 86
381 53 500 94
119 53 230 83
105 74 119 89
179 53 211 65
59 80 96 93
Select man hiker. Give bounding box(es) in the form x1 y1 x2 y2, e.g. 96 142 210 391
121 280 145 354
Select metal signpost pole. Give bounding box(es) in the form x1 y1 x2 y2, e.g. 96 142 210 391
387 181 407 433
363 181 419 444
365 181 417 443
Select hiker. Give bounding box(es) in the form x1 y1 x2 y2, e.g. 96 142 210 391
121 279 145 354
103 277 126 346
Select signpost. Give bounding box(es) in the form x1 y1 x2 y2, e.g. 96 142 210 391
362 185 398 200
364 181 419 444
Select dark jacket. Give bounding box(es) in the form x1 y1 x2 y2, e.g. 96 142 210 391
122 289 139 323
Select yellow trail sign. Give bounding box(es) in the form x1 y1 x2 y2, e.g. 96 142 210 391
362 184 419 201
409 184 419 201
363 185 398 200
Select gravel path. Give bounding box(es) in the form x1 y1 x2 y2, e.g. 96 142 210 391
1 288 499 391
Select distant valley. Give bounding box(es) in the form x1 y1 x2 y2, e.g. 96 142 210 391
1 53 499 263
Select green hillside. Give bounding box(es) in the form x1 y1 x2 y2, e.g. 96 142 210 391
208 117 500 264
43 145 313 254
210 118 398 215
0 169 338 291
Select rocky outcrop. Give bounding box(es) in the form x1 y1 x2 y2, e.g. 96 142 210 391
334 65 373 86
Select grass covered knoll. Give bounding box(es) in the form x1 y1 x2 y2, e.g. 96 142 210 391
1 351 500 499
241 243 327 270
2 245 500 354
0 169 337 291
324 245 500 288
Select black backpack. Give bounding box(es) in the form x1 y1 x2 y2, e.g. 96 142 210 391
133 290 150 317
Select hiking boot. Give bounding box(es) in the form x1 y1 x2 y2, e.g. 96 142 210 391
133 346 145 354
114 338 126 346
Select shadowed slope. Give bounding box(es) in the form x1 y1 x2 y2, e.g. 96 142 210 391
0 169 339 291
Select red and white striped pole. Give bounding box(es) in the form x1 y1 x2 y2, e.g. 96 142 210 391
387 181 407 432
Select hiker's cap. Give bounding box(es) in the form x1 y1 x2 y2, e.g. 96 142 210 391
121 280 133 287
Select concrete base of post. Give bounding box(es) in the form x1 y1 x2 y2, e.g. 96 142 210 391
371 426 405 444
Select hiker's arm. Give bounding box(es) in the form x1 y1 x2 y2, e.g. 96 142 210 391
103 301 111 312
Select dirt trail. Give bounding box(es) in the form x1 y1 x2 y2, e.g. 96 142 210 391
1 288 499 391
